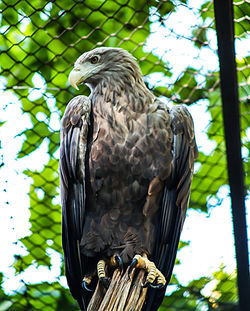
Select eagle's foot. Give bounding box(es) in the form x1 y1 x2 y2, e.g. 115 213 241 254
97 259 110 289
96 254 123 289
82 276 93 292
110 253 124 272
128 254 166 289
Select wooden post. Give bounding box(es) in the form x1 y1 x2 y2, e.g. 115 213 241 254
87 267 148 311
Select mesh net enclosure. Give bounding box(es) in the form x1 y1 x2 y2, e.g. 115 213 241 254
0 0 249 310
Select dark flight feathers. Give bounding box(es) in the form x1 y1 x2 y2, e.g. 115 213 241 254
60 95 91 310
146 105 198 310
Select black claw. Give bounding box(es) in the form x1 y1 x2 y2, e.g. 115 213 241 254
82 281 93 292
114 254 123 272
142 280 165 289
128 258 138 278
149 283 165 289
100 277 109 289
142 280 150 288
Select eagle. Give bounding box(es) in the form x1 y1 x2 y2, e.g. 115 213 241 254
59 47 198 310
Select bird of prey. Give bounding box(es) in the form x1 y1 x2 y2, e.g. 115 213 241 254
59 47 198 310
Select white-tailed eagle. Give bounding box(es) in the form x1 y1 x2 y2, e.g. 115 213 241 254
59 47 198 310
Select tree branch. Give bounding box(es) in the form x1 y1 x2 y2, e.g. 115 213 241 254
87 267 148 311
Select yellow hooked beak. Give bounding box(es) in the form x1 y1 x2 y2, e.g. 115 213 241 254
68 68 83 90
68 62 96 90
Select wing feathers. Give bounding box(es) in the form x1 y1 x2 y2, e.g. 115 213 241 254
70 127 80 179
59 95 91 310
144 104 197 311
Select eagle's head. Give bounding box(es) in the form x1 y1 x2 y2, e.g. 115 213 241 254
68 47 143 90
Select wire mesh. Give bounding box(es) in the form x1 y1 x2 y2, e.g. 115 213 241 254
0 0 249 310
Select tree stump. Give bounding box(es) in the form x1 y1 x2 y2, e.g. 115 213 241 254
87 267 148 311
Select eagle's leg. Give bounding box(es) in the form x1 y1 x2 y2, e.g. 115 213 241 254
128 254 166 289
96 254 123 289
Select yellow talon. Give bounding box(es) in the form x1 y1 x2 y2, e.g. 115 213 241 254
146 258 156 284
155 269 166 286
129 254 166 288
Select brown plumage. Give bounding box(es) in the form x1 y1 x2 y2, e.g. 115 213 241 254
59 47 198 310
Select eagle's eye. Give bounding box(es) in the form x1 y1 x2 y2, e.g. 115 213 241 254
90 56 99 64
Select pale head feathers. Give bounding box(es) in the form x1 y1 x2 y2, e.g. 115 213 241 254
69 47 145 90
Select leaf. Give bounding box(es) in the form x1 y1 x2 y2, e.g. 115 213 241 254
14 159 61 272
48 131 60 156
192 26 208 48
200 1 214 22
13 254 33 274
234 1 250 37
0 281 78 310
0 6 19 26
173 68 206 104
18 122 51 158
156 0 175 17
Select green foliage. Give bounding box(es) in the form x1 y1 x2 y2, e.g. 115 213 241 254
0 277 78 311
18 122 51 158
192 26 208 49
14 158 61 274
200 0 250 38
161 267 238 311
172 68 207 104
233 0 250 37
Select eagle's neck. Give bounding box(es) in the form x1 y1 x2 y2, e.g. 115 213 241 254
90 74 155 115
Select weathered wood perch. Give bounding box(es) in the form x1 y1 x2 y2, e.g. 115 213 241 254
87 267 148 311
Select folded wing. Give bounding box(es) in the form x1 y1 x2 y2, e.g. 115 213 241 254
59 95 91 310
145 104 198 311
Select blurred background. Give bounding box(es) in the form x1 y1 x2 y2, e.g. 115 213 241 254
0 0 249 310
